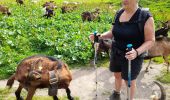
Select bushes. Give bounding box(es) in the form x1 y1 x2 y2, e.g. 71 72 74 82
0 0 170 79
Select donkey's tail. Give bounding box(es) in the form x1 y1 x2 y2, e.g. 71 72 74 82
154 81 166 100
6 74 15 89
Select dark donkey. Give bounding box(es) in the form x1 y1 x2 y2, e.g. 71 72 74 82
6 55 74 100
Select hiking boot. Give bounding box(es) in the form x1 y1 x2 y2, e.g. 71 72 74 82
109 91 121 100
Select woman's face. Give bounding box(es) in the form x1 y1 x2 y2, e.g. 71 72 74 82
122 0 138 9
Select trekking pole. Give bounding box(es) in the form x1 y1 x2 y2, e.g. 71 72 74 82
94 31 99 99
126 44 133 100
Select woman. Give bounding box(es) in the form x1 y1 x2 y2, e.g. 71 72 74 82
89 0 155 100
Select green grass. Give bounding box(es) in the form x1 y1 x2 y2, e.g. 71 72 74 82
157 70 170 84
152 57 170 83
0 88 79 100
145 56 170 83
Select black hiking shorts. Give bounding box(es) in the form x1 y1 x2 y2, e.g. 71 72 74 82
109 45 144 80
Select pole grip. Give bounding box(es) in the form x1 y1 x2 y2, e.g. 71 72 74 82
127 44 133 52
94 31 99 43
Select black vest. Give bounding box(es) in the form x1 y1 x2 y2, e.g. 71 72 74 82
112 8 152 51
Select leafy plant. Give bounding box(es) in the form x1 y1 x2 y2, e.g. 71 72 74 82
0 0 169 79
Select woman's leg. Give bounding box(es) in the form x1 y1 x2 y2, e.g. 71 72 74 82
114 72 123 92
125 79 136 100
109 72 122 100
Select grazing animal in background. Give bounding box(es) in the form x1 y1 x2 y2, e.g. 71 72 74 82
144 37 170 73
81 8 101 22
16 0 24 5
42 1 57 18
61 1 81 14
150 81 166 100
0 5 11 15
43 7 55 18
6 55 74 100
42 1 57 9
61 5 77 13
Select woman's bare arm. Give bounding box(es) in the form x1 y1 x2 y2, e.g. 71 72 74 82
136 17 155 55
100 30 113 39
89 26 114 41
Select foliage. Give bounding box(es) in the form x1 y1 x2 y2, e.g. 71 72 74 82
0 0 170 79
157 70 170 84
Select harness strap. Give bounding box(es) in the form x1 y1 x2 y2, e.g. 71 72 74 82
138 8 149 34
48 70 60 96
49 70 59 85
48 60 62 96
56 60 62 69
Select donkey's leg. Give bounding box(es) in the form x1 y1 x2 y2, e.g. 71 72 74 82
168 62 170 73
66 88 74 100
53 95 59 100
15 83 24 100
26 87 36 100
145 59 152 72
163 56 169 73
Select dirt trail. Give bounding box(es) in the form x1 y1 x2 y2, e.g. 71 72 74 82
0 63 170 100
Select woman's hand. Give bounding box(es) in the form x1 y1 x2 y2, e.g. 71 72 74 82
125 48 138 60
89 33 94 42
89 33 101 42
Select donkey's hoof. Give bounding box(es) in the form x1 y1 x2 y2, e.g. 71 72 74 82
17 97 24 100
145 69 149 73
69 97 74 100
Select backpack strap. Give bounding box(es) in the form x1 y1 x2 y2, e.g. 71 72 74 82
112 8 124 25
138 8 149 34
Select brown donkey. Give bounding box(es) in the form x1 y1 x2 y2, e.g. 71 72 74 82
81 8 101 22
61 5 77 14
144 37 170 73
0 5 11 15
144 20 170 72
6 55 74 100
42 1 57 18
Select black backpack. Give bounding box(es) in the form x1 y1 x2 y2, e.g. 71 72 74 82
113 8 149 34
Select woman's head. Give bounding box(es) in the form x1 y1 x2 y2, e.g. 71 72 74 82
122 0 139 9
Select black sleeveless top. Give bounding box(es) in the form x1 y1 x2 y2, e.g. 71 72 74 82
112 8 152 51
